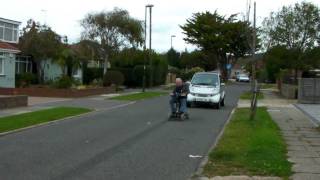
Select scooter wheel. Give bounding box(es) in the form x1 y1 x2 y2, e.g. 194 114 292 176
181 113 189 120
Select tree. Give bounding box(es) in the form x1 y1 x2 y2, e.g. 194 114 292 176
56 46 80 77
262 2 320 81
180 50 217 70
181 11 253 78
264 46 291 81
167 48 181 68
19 19 62 83
262 2 320 51
303 47 320 69
81 8 144 75
72 40 104 63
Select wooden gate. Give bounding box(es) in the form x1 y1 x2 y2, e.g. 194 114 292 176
298 78 320 104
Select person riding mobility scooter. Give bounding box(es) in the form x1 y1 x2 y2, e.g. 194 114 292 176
169 78 189 120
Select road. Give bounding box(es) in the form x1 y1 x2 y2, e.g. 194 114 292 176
0 83 248 180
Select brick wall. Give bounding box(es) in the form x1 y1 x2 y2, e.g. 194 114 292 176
0 95 28 109
0 87 115 98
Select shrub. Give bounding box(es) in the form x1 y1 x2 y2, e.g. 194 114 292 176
90 78 103 87
53 75 73 89
110 48 168 87
103 71 125 87
153 63 168 85
181 67 204 81
83 67 103 85
15 72 37 88
110 67 135 86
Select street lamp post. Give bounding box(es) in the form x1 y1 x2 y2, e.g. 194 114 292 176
146 4 154 87
142 6 147 92
170 35 176 49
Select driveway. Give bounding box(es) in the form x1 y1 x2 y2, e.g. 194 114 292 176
0 83 248 180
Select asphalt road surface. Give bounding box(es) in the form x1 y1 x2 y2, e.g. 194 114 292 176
0 83 248 180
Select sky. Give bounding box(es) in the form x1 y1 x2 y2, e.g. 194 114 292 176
1 0 319 53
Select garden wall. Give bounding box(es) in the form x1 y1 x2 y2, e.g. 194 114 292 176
280 83 298 99
0 95 28 109
0 87 115 98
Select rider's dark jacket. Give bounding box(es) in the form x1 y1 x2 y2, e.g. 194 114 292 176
172 84 189 99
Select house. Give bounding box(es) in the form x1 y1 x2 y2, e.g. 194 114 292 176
41 59 83 83
0 17 21 88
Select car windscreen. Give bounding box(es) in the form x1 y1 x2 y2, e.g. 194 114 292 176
191 74 219 86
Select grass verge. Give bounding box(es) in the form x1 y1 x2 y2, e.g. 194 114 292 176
240 91 264 100
203 107 292 178
0 107 92 133
111 91 168 101
260 83 277 89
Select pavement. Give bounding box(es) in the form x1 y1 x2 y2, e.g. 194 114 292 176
0 83 248 180
295 104 320 125
237 89 297 108
263 90 320 180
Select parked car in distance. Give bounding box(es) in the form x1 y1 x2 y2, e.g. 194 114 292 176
187 72 225 109
237 74 250 82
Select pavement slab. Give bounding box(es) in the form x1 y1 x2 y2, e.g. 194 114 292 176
291 173 320 180
295 104 320 125
259 90 320 180
267 103 320 180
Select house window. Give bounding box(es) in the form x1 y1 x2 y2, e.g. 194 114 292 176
73 68 80 77
15 56 32 74
0 22 19 42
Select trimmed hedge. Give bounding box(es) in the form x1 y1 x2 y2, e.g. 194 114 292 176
52 75 73 89
109 48 168 87
83 67 103 85
103 70 125 87
15 72 37 88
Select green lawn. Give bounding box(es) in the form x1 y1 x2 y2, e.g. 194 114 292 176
240 91 264 100
0 107 92 133
203 107 292 178
260 83 277 89
111 92 168 101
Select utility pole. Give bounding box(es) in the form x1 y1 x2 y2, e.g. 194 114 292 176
250 1 257 120
148 5 153 87
142 6 147 92
171 35 176 49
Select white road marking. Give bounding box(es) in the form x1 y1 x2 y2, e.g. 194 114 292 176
189 155 202 158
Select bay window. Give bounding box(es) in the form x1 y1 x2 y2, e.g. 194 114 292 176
0 22 19 42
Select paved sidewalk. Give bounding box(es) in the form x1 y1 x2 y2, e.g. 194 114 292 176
237 89 297 108
268 107 320 180
261 90 320 180
295 104 320 125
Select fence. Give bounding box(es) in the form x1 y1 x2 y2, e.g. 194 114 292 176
298 78 320 104
280 83 298 99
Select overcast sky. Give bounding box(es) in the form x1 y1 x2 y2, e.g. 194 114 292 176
1 0 319 52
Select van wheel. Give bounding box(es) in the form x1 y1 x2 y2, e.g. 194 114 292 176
221 98 225 107
215 102 220 109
